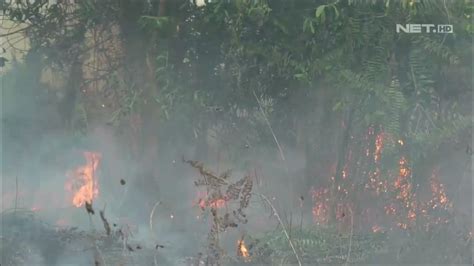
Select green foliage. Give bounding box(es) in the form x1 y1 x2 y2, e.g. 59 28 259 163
2 0 469 171
411 113 471 157
138 15 176 37
383 79 407 136
413 35 460 65
247 227 387 264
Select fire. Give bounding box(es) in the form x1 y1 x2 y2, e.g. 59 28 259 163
365 131 389 195
392 156 418 228
372 225 383 233
428 169 451 209
366 169 388 195
194 191 226 210
310 126 455 233
65 152 101 207
209 198 226 208
398 156 410 178
311 187 330 225
374 132 384 162
384 204 397 215
237 239 249 258
395 157 413 203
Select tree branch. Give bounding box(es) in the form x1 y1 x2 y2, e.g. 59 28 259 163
0 25 32 38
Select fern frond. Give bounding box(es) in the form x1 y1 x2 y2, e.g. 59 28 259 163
383 78 406 137
412 35 460 65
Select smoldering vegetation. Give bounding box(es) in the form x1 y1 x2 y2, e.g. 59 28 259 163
1 1 473 265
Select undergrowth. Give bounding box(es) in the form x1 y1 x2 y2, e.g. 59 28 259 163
183 158 253 266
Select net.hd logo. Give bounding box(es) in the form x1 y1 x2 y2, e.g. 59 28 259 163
396 24 453 33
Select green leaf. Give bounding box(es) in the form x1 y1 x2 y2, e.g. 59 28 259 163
332 101 343 111
332 6 339 18
315 5 326 18
273 19 289 34
139 15 171 30
303 18 315 34
294 73 305 80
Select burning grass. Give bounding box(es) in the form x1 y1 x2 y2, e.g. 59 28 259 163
1 130 470 265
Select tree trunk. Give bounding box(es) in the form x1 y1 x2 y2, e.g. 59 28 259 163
59 55 83 129
116 0 162 219
304 87 338 191
329 99 356 224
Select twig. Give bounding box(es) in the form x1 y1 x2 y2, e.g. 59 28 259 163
288 212 293 238
440 0 450 45
299 196 304 231
154 252 158 266
253 90 296 206
117 177 130 210
454 158 471 204
182 158 229 185
14 176 18 213
99 204 111 236
88 212 96 231
410 65 419 92
86 210 106 266
94 245 107 266
0 25 32 37
419 103 437 130
149 200 162 239
252 90 286 164
256 193 302 266
345 207 354 266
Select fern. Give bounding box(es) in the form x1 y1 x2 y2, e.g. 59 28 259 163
382 78 407 137
412 35 460 65
408 48 436 94
363 46 390 83
413 114 470 150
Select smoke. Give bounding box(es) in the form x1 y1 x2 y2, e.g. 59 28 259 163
0 25 472 266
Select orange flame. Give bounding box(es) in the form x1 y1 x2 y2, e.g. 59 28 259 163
311 187 330 225
429 169 450 209
392 156 418 228
194 191 226 210
395 157 412 203
65 152 101 207
210 198 226 208
238 239 249 258
310 126 455 232
372 225 383 233
374 132 384 162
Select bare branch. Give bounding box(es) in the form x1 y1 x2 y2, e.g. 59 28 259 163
255 193 302 266
0 25 32 38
